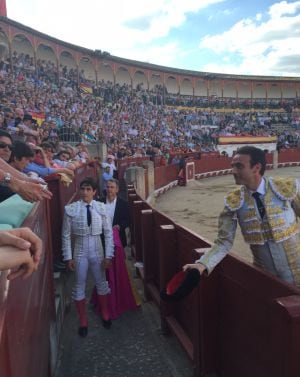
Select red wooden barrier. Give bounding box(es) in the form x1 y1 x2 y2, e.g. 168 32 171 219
194 156 231 174
0 200 54 377
131 200 146 262
140 209 155 300
169 152 201 163
154 164 178 190
278 148 300 163
213 255 300 377
152 156 162 168
153 149 300 190
127 192 139 247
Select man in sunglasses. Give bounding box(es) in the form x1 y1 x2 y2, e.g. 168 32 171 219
0 130 14 202
0 132 52 202
0 130 12 162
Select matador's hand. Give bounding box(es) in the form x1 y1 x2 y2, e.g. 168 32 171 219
67 259 75 271
102 258 112 269
183 263 207 275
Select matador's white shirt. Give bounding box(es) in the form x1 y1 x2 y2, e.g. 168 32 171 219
62 200 114 261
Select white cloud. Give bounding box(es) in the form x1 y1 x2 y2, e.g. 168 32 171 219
8 0 300 76
131 42 182 67
8 0 224 62
207 6 235 21
268 0 300 19
256 13 262 21
199 1 300 76
222 9 233 16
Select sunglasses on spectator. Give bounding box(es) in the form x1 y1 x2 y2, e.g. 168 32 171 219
4 114 14 118
0 142 12 150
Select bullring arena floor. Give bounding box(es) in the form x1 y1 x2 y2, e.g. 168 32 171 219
154 166 300 263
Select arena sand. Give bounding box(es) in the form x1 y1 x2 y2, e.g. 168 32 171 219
153 166 300 264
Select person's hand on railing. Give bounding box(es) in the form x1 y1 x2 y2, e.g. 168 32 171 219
9 177 52 202
0 246 35 280
56 167 75 178
4 228 43 270
68 160 77 167
0 228 43 279
66 163 76 171
183 262 207 275
0 163 52 202
24 175 46 184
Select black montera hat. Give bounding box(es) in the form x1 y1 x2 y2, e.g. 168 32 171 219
160 268 200 302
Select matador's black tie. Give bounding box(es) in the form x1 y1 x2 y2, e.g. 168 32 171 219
252 192 266 219
86 204 92 226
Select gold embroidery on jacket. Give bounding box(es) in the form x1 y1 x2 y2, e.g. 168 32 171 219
265 207 283 216
282 238 300 287
269 177 297 200
265 217 286 229
225 187 243 210
243 209 257 221
243 223 298 244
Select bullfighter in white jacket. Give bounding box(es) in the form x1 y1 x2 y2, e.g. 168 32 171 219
184 146 300 288
62 177 114 337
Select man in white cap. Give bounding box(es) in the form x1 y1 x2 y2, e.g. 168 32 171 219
106 155 117 178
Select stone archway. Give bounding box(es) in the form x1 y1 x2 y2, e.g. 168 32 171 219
133 70 147 90
0 28 9 69
36 43 57 81
11 34 35 76
116 66 131 86
79 56 95 84
59 50 77 84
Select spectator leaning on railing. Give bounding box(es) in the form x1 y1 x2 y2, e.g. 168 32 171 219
0 140 37 202
9 140 36 173
0 132 53 202
23 142 74 179
52 150 76 170
0 158 52 202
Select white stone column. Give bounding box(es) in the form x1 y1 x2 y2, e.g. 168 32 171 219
142 160 155 199
86 142 107 161
273 150 278 169
124 166 146 200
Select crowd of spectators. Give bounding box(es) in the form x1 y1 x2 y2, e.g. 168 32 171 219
0 51 299 189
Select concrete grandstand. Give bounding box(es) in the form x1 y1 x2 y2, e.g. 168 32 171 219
0 16 299 111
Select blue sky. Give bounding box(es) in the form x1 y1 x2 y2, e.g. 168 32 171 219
7 0 300 77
